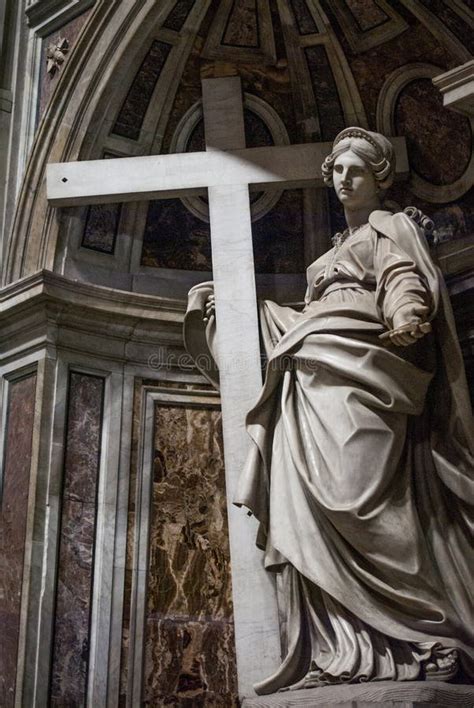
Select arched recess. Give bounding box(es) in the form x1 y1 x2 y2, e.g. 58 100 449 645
2 0 202 287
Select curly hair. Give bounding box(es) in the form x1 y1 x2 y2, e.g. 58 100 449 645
322 128 396 190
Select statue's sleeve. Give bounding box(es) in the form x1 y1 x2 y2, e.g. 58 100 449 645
373 221 434 329
183 281 220 390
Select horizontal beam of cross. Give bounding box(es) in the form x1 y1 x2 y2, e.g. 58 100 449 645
47 138 408 207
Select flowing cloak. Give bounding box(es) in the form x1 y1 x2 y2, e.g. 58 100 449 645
184 210 474 693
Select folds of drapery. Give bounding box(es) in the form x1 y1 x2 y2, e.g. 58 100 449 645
183 211 474 693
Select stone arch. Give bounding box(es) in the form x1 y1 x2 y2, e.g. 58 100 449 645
3 0 193 285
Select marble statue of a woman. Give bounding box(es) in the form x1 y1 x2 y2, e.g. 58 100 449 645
185 128 474 694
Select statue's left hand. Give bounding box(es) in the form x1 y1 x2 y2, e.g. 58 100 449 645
379 321 432 347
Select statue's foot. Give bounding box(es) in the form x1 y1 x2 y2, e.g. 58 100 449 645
424 650 459 682
278 669 323 692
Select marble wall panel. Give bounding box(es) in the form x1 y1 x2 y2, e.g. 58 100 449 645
38 10 92 121
82 202 121 254
252 189 305 274
81 153 121 254
289 0 319 35
163 0 197 32
394 78 471 186
0 374 37 708
222 0 259 48
113 40 173 140
142 199 212 271
344 0 389 32
143 403 238 705
143 621 238 707
119 379 198 704
50 372 104 707
119 381 238 705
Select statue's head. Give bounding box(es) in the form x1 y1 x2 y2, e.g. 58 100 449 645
322 128 396 195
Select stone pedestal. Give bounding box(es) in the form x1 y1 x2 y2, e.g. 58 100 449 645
242 681 474 707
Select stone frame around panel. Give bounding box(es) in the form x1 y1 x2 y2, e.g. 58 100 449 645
325 0 408 54
202 0 276 64
126 385 221 707
377 63 474 203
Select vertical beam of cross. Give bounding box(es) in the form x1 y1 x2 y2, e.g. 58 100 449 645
202 77 281 697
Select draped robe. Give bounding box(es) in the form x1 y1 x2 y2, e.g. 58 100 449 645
184 210 474 694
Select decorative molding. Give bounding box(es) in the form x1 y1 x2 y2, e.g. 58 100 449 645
26 0 96 35
0 269 185 325
397 0 471 64
444 0 474 27
377 63 474 204
169 93 290 223
112 39 173 141
203 0 276 64
0 88 13 113
46 37 69 75
433 60 474 117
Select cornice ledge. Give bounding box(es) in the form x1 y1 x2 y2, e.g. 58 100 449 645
0 270 186 323
26 0 96 33
433 60 474 92
433 60 474 117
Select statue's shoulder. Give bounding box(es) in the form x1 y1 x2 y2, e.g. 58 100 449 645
369 208 434 243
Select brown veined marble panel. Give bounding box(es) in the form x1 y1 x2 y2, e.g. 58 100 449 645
163 0 196 32
143 403 238 705
142 199 212 271
38 10 92 121
252 189 305 274
344 0 389 32
222 0 259 48
289 0 319 35
0 374 37 708
50 372 104 707
113 40 173 140
143 621 238 707
82 153 121 255
119 380 214 704
394 78 471 186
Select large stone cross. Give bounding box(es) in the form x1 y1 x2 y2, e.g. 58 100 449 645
47 76 408 697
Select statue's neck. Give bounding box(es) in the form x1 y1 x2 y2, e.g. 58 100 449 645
344 197 381 234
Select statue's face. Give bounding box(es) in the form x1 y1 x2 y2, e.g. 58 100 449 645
333 150 378 209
